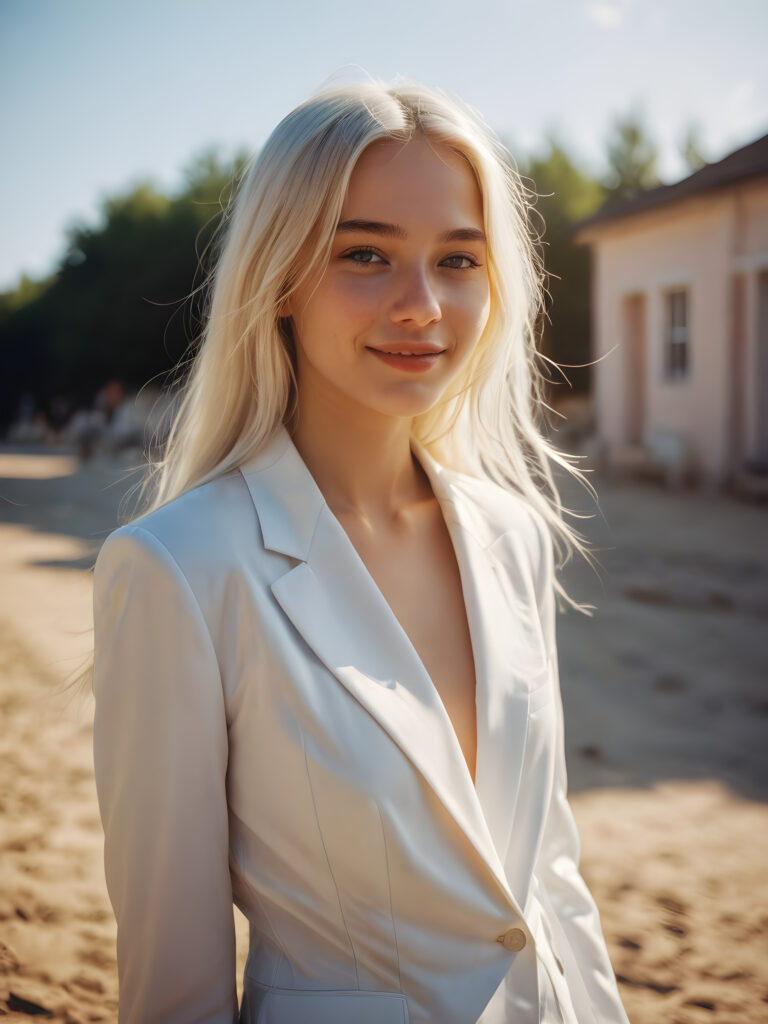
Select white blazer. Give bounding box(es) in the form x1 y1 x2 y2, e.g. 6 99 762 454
92 424 630 1024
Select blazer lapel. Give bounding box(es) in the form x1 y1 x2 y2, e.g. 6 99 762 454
410 439 545 877
238 425 539 911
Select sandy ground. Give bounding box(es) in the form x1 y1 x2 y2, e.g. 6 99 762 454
0 444 766 1023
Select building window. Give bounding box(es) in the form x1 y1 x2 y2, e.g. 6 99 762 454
664 288 689 379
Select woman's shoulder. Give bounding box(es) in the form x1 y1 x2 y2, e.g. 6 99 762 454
446 469 554 604
96 466 257 583
449 468 545 552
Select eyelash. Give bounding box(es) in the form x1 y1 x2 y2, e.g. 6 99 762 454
342 246 481 270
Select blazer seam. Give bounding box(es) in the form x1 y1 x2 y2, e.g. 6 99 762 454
306 502 328 559
122 524 224 687
302 733 361 990
375 801 403 993
122 525 233 721
236 873 289 989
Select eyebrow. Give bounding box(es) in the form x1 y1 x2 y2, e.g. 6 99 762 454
335 219 486 244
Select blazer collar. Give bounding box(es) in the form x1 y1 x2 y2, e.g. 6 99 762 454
237 422 493 558
238 424 544 914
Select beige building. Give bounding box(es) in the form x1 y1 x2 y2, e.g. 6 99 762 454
573 132 768 491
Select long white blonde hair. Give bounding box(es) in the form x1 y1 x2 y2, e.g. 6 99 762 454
75 77 599 696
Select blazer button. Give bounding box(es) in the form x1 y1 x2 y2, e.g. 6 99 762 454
496 928 527 952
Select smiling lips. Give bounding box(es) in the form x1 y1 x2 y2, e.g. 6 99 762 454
366 345 445 373
369 343 445 355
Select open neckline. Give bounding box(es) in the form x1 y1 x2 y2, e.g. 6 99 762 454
320 442 481 791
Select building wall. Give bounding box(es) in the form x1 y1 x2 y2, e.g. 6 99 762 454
583 177 768 485
736 182 768 465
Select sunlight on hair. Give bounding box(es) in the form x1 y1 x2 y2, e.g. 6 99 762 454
69 75 602 696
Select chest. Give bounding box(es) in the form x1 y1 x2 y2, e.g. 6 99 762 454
337 507 479 785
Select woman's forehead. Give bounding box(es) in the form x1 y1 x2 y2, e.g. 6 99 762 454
341 137 484 229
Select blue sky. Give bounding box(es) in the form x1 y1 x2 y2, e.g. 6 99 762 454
1 0 766 292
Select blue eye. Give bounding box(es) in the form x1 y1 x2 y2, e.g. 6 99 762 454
441 254 480 270
344 247 385 264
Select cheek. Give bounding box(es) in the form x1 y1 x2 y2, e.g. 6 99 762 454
331 274 384 320
451 283 491 339
301 278 378 340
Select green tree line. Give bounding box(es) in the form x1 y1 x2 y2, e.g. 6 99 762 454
0 112 708 433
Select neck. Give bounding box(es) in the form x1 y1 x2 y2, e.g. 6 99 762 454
287 392 434 530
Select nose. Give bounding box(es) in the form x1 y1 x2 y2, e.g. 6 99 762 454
389 263 442 327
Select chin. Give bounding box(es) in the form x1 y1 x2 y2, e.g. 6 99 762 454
365 392 446 420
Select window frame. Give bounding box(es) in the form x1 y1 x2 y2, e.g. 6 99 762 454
662 286 690 381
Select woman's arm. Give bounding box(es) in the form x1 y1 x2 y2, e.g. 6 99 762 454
92 525 238 1024
531 512 631 1024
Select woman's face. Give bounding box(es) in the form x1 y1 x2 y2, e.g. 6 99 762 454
286 136 491 423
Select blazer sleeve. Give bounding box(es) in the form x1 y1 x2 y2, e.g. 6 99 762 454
92 524 238 1024
530 513 630 1024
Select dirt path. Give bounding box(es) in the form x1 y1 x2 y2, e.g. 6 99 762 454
1 446 766 1022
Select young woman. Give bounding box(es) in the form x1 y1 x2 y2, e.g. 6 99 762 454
91 79 630 1024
